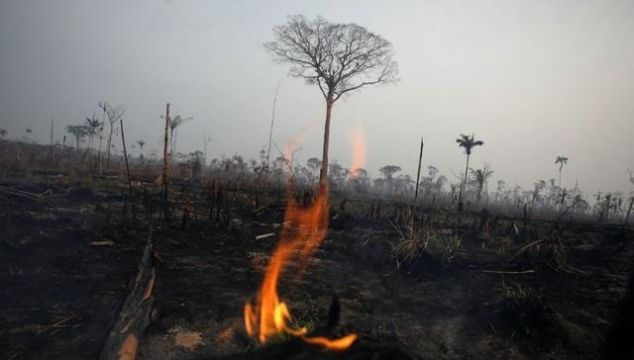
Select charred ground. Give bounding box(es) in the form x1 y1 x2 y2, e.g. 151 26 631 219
0 146 633 360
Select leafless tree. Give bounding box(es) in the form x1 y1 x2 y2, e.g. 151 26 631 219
99 102 126 169
265 15 398 186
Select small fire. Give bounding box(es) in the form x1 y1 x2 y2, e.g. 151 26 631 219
243 183 357 350
347 124 366 179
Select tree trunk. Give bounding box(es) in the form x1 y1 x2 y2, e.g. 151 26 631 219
98 109 106 175
266 81 281 164
413 136 424 204
49 118 54 159
162 103 171 225
106 121 114 169
120 119 133 196
319 99 334 187
458 154 470 211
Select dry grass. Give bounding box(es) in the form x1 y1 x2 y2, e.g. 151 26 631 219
391 221 462 268
510 229 584 275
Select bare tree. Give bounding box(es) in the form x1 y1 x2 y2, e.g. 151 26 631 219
100 102 126 169
265 15 398 186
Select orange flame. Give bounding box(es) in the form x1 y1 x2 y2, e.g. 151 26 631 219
243 184 357 350
347 125 366 179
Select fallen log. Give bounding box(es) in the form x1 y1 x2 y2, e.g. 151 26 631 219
99 230 156 360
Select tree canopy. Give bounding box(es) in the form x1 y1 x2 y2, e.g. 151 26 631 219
456 134 484 155
265 15 398 103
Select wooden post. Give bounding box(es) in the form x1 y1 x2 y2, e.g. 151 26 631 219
120 119 132 194
98 105 106 175
162 103 171 225
409 136 424 233
522 202 528 240
413 136 424 204
49 118 54 159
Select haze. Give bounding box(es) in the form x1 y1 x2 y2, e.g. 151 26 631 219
1 0 633 197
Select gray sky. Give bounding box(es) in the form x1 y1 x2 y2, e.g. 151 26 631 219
1 0 633 196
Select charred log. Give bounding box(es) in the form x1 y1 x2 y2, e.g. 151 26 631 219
99 230 156 360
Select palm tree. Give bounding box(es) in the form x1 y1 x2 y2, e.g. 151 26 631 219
456 133 484 211
168 115 193 155
136 140 146 161
470 164 494 203
85 114 101 153
555 156 568 187
66 125 88 150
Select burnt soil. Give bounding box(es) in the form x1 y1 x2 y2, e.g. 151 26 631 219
1 175 632 360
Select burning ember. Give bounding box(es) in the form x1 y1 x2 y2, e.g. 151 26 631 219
243 183 357 350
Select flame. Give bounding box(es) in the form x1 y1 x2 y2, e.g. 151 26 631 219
303 333 358 350
347 124 366 179
243 184 357 350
